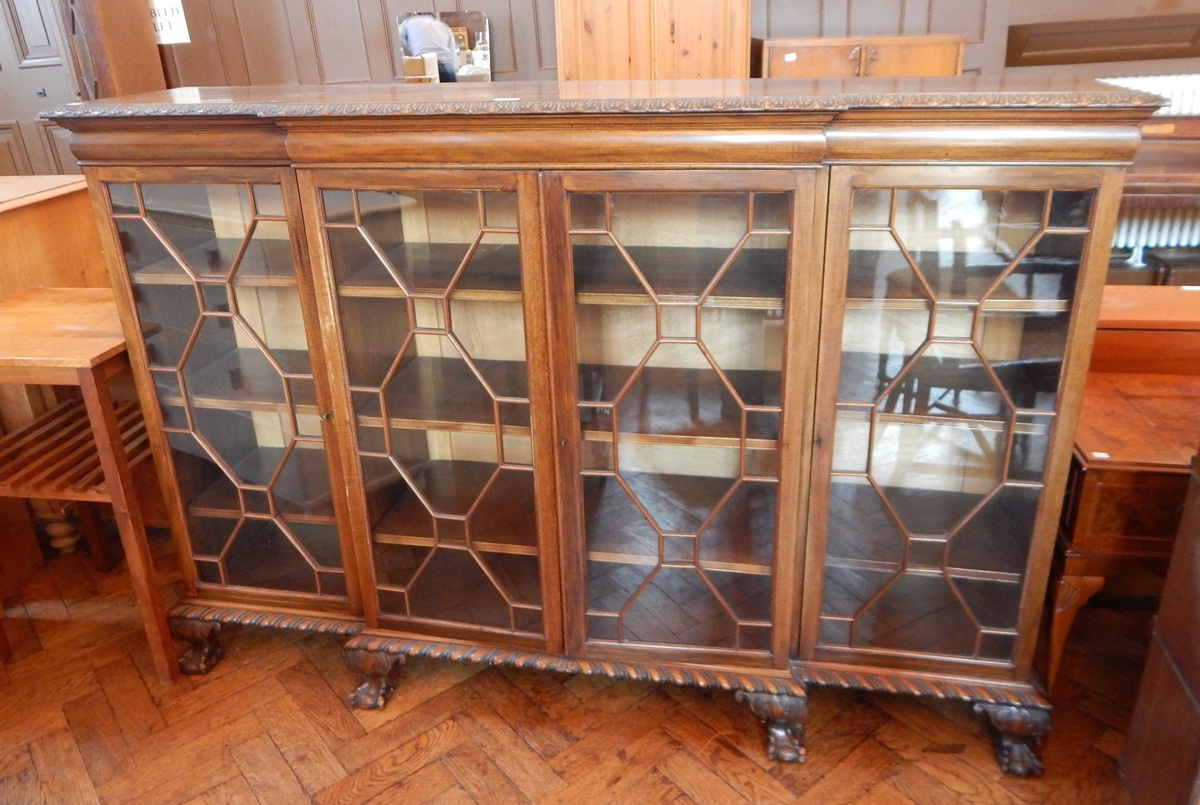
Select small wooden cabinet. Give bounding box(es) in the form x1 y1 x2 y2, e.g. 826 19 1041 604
47 78 1158 775
761 34 964 78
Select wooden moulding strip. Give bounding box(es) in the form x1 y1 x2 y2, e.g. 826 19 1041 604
346 631 806 695
282 117 829 168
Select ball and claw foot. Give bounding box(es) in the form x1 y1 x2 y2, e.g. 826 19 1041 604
344 648 405 710
736 690 808 763
169 617 224 675
974 703 1051 777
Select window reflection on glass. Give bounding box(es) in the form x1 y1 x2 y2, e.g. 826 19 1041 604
822 182 1096 665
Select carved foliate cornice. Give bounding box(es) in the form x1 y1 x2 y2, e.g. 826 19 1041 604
42 81 1164 121
343 633 806 696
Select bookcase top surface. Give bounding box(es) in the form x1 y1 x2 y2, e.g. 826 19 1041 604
44 76 1164 121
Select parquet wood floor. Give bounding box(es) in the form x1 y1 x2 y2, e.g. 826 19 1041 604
0 533 1149 804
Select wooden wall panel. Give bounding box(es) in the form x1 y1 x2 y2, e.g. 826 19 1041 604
357 0 397 82
3 0 59 65
35 121 79 174
308 0 372 83
847 0 906 37
531 0 558 73
164 0 235 86
0 123 32 176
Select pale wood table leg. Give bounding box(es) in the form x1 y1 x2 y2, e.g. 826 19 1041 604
78 358 179 684
1047 574 1105 693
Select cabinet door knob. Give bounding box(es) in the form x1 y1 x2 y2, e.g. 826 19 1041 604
320 411 333 421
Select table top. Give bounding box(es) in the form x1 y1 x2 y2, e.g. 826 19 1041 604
1097 285 1200 331
1075 372 1200 470
0 176 88 215
0 287 126 373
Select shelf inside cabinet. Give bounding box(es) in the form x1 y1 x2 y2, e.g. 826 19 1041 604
129 237 297 286
354 356 529 432
573 244 787 308
168 347 317 412
185 444 336 522
335 242 522 300
582 471 774 575
370 460 539 555
577 363 781 446
845 249 1073 312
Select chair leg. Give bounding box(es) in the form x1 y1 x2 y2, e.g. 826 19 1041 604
1047 574 1104 693
76 502 120 572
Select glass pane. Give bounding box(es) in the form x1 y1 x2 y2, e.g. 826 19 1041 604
572 185 790 654
110 181 344 602
821 176 1097 665
323 183 541 637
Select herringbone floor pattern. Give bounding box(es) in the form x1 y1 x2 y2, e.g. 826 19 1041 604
1 533 1148 804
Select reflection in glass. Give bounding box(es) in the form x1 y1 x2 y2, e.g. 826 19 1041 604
820 182 1096 664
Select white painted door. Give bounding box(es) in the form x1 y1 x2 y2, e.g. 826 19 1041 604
0 0 79 174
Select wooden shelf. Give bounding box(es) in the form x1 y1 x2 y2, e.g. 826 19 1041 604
130 237 297 285
572 244 787 309
335 241 522 299
0 397 152 502
352 356 527 432
582 471 774 574
168 347 316 412
846 248 1074 311
185 444 336 521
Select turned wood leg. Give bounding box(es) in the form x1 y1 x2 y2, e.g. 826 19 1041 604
344 647 405 709
1047 574 1104 692
974 703 1051 777
735 690 808 763
169 616 224 675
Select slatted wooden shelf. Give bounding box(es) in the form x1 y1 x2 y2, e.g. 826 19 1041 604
0 397 152 502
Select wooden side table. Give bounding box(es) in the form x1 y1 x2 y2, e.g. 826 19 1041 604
0 288 178 683
1047 372 1200 691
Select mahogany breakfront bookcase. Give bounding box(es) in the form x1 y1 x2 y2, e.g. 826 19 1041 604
48 78 1159 776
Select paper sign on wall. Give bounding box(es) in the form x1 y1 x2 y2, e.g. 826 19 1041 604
149 0 191 45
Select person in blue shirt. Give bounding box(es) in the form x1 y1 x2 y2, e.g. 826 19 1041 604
397 13 458 83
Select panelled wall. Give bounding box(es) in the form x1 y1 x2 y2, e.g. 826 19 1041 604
160 0 559 85
160 0 1004 85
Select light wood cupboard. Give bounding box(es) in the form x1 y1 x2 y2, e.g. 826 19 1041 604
47 77 1158 775
555 0 750 79
762 34 964 78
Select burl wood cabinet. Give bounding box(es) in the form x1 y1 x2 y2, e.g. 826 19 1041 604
47 77 1159 775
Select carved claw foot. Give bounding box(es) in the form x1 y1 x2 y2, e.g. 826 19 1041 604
344 648 405 709
974 703 1051 777
736 690 808 763
169 617 224 675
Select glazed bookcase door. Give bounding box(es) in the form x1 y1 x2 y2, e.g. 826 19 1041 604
806 165 1115 673
303 171 558 648
99 170 354 609
553 170 815 664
